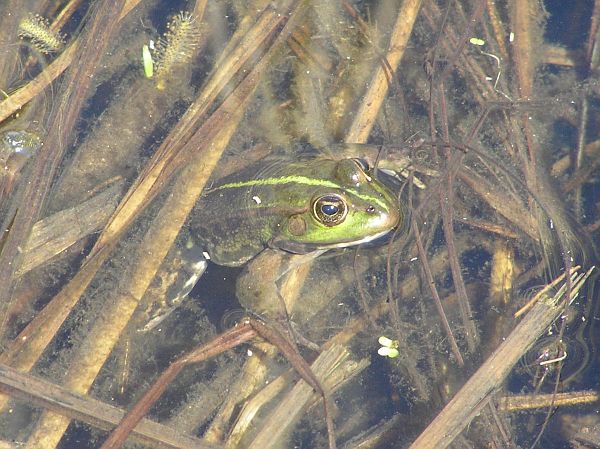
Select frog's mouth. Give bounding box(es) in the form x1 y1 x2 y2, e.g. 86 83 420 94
270 228 394 255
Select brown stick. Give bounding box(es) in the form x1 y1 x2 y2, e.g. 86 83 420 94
102 317 337 449
344 0 423 143
0 363 219 449
498 390 600 412
250 319 337 449
100 323 258 449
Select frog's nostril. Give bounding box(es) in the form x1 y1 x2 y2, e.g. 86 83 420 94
366 205 376 213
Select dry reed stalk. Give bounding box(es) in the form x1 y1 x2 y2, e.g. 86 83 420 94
408 267 594 449
0 362 219 449
16 182 122 276
485 0 508 62
246 345 347 449
203 342 277 444
345 0 423 143
229 347 369 449
498 390 600 412
509 0 537 100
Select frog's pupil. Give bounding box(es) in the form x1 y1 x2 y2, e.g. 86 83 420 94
313 194 347 226
322 204 338 215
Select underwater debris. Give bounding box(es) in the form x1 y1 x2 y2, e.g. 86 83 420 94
18 13 65 54
0 130 42 198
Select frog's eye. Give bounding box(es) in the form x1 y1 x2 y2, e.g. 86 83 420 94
313 194 347 226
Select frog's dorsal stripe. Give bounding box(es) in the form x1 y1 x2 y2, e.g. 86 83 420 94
210 175 390 210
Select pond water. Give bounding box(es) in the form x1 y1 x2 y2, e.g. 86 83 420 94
0 1 598 449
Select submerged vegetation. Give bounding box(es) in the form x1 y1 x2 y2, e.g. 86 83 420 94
0 1 598 449
150 11 202 90
18 13 65 54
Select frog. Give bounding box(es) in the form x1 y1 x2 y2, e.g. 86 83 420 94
141 145 402 328
192 145 402 316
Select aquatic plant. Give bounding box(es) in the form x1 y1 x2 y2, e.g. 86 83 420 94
151 11 201 90
18 13 65 54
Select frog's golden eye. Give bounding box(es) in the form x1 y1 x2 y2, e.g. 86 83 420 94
313 194 347 226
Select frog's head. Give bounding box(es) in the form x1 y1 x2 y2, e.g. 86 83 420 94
271 158 401 254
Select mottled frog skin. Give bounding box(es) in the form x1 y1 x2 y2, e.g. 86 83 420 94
147 150 402 325
192 155 401 267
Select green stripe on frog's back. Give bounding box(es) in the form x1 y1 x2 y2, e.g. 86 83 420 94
208 174 392 211
191 157 400 267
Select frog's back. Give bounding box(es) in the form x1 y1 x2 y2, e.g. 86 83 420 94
191 155 401 266
191 159 299 266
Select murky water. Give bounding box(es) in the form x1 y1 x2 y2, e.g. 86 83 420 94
0 1 598 449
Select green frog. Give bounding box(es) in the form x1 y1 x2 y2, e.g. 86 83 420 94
143 146 402 327
194 154 400 263
191 146 402 316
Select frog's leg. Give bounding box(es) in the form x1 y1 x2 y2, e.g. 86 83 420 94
236 248 326 317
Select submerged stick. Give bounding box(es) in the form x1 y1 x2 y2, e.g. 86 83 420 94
345 0 423 143
0 363 219 449
100 323 258 449
101 318 337 449
245 344 356 449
